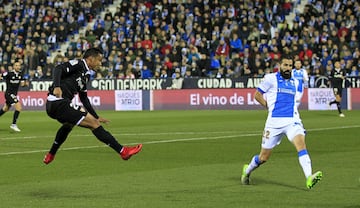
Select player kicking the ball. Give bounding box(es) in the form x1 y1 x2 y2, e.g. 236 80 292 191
241 54 322 189
43 48 142 165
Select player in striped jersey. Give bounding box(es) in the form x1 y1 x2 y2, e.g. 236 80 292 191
241 54 322 189
292 59 309 108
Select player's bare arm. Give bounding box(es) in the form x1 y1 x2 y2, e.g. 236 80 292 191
254 90 267 109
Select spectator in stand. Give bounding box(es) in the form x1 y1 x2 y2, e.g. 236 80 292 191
215 67 225 78
299 44 313 62
125 68 135 79
168 68 183 89
163 56 173 75
169 48 182 64
187 45 201 65
141 64 152 79
215 38 230 66
229 33 243 58
26 47 39 72
37 45 48 67
2 0 357 84
133 56 144 70
47 29 57 51
188 62 201 77
32 65 45 80
349 65 359 76
42 57 54 79
160 67 168 79
242 63 253 77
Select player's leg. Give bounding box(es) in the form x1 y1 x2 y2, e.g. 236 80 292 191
288 124 322 188
44 100 80 164
329 87 338 106
49 123 74 155
43 123 74 164
79 110 142 160
336 95 344 116
10 102 22 131
329 87 344 116
241 148 272 185
0 103 10 116
79 112 124 153
3 94 22 132
336 88 344 116
0 93 13 116
288 124 312 177
292 134 312 178
242 128 282 185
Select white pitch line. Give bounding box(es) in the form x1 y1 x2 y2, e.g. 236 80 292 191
0 125 359 156
308 125 360 131
0 134 256 156
0 131 253 141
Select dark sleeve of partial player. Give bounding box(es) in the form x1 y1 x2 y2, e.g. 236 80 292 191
52 64 65 87
342 69 347 77
1 72 8 78
79 91 99 119
328 71 333 79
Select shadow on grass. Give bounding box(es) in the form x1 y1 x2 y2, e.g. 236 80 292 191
256 178 306 191
230 176 307 191
26 188 103 199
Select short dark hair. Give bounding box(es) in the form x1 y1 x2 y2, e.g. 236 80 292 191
333 58 340 63
281 54 293 61
83 48 103 59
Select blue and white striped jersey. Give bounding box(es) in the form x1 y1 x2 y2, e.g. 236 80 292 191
257 72 302 128
292 68 309 93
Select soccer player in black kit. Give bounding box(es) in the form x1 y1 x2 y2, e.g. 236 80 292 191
0 60 27 132
43 48 142 164
329 59 346 117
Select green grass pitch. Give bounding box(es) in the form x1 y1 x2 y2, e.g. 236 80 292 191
0 109 359 208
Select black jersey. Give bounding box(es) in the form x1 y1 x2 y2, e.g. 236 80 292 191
329 68 346 88
2 71 24 95
48 59 99 119
48 59 91 100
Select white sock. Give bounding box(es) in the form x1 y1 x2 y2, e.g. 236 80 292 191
298 152 312 178
246 155 262 175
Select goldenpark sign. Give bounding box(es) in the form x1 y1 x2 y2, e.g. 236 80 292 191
1 76 360 91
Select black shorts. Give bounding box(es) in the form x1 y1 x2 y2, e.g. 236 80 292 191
46 99 87 125
5 93 19 106
332 86 343 97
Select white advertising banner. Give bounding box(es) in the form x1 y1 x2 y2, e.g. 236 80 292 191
115 90 143 111
308 88 336 110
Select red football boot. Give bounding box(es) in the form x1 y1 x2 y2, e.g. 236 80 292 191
120 144 143 160
43 152 55 165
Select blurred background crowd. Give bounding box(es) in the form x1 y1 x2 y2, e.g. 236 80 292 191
0 0 359 82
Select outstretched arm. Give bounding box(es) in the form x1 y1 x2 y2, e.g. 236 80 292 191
79 91 109 124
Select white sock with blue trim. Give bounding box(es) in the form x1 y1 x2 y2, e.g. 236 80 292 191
246 155 262 175
298 149 312 178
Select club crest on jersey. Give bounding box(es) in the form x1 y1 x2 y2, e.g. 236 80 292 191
278 79 296 95
285 79 295 86
76 77 84 89
69 59 79 66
